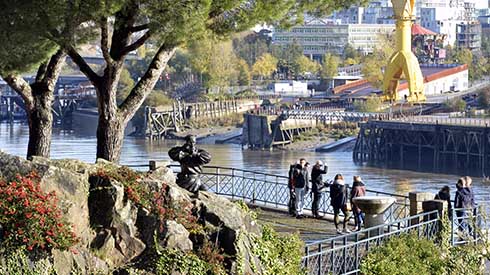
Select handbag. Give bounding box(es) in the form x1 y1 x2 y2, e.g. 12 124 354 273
343 202 352 212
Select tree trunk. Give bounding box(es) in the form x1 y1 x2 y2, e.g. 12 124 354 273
26 89 54 159
96 115 126 163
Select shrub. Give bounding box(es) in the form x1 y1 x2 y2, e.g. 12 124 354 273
250 225 305 275
0 172 78 252
0 248 55 275
156 248 225 275
360 233 445 275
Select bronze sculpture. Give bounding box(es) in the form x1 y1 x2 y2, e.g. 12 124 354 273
168 135 211 192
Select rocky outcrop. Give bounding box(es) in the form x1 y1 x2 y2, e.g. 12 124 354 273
0 151 272 274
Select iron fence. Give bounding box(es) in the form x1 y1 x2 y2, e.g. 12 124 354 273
163 165 410 224
302 210 441 275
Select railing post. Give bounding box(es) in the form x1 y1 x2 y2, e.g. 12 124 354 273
451 208 455 246
304 246 309 269
252 172 256 204
330 240 335 274
215 167 221 194
342 236 347 274
354 233 359 272
275 176 279 208
317 243 322 275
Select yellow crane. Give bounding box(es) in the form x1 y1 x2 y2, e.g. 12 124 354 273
383 0 425 102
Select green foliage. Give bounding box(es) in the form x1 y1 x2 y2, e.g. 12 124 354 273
294 55 320 76
0 248 55 275
343 43 361 63
478 88 490 110
272 41 304 77
236 58 252 86
235 200 258 221
156 248 224 275
250 225 305 275
361 34 396 89
353 96 383 112
233 32 271 67
444 98 467 112
360 233 445 275
321 53 340 79
252 53 278 79
145 90 173 107
235 89 258 98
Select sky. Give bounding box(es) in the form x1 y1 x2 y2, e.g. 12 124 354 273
475 0 488 9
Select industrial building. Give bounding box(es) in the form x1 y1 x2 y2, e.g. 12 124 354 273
272 20 395 59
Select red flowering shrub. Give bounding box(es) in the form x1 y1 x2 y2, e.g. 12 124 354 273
0 172 78 252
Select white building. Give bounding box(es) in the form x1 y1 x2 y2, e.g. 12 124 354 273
273 81 309 96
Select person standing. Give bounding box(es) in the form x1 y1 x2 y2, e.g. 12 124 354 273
288 161 299 216
454 177 476 234
293 158 310 219
330 174 351 233
350 176 366 231
311 160 328 219
435 185 452 218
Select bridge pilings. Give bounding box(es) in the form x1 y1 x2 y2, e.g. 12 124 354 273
353 120 490 176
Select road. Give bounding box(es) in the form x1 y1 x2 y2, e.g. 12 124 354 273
425 79 490 103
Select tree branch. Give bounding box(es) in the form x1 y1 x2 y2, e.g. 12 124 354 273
66 45 101 86
2 74 34 108
119 46 176 121
120 31 152 57
35 63 48 83
129 24 149 33
41 49 67 91
100 18 113 64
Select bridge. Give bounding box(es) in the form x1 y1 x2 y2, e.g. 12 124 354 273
0 89 96 123
145 97 278 139
126 162 488 275
354 116 490 177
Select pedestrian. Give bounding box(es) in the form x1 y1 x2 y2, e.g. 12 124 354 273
330 174 352 234
311 160 328 219
288 161 298 216
454 177 475 235
350 176 366 231
435 185 452 218
293 158 310 219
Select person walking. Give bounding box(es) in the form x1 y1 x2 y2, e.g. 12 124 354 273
330 174 351 234
293 158 310 219
350 176 366 231
311 160 328 219
435 185 452 218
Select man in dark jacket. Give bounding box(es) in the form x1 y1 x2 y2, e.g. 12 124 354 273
454 177 476 235
293 158 310 219
288 162 298 216
311 160 328 218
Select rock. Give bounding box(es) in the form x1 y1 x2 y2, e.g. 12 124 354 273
88 175 146 267
195 191 260 255
52 248 109 275
160 221 193 252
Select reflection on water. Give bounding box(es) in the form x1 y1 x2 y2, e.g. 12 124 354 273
1 122 490 202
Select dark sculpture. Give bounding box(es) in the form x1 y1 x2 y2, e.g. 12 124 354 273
168 135 211 192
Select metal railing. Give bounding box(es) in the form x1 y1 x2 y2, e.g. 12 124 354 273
393 115 490 127
302 210 441 275
163 165 410 224
302 204 490 275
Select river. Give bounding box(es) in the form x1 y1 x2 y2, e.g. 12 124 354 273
1 122 489 202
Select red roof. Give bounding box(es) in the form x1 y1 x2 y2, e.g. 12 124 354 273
412 23 437 36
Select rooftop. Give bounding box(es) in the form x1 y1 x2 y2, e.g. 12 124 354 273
332 64 468 98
